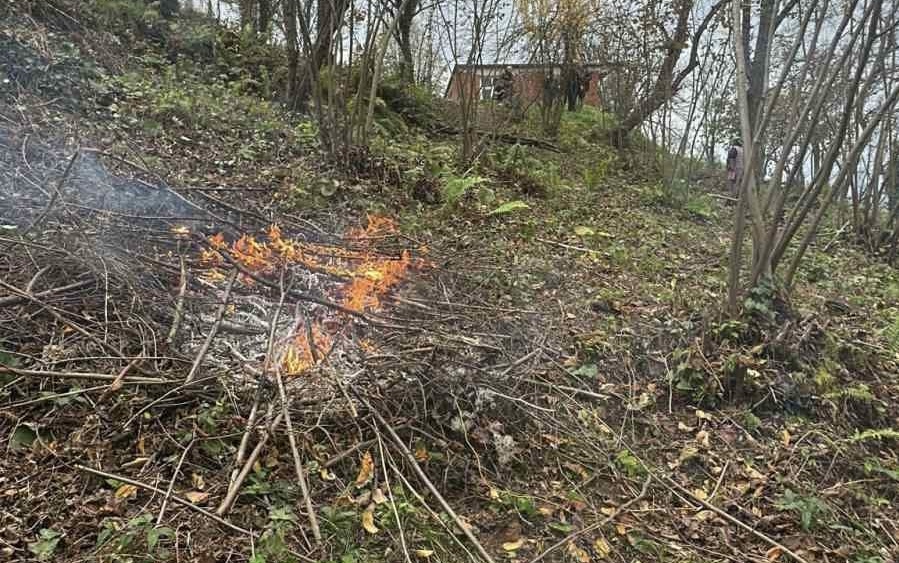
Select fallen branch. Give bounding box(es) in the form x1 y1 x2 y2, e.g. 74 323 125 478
184 268 238 384
217 409 284 515
529 476 651 563
0 365 172 385
156 439 195 525
361 393 497 563
275 369 321 542
166 253 188 344
0 279 92 308
75 464 252 536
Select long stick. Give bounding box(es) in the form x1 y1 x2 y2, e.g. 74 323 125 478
74 464 252 536
184 269 238 383
167 253 188 344
361 394 497 563
216 410 284 515
156 439 195 525
0 279 92 308
269 276 321 541
275 370 321 542
0 365 171 385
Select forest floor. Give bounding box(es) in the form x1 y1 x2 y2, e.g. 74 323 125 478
2 5 899 563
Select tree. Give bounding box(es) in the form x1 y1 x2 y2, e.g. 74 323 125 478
606 0 727 147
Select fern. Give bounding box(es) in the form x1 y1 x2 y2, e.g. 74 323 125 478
850 428 899 443
823 383 876 403
441 173 485 205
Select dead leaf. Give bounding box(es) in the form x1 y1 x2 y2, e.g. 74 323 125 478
695 430 710 448
766 546 783 560
567 542 591 562
191 473 205 490
355 451 374 487
615 523 627 536
781 429 791 447
692 488 708 501
414 549 435 558
372 487 387 504
594 537 611 558
184 491 209 504
114 484 137 500
361 508 379 534
320 468 337 481
414 444 430 462
502 538 525 551
677 421 695 432
600 506 616 516
695 409 714 421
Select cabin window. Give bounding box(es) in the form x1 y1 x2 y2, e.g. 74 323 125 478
480 76 495 100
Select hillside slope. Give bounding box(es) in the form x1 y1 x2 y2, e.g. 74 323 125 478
2 4 899 563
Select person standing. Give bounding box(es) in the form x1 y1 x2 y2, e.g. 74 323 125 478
493 66 514 105
726 139 744 196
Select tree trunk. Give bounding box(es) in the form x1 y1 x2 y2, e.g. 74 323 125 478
257 0 271 38
285 0 299 106
607 0 693 147
395 0 418 84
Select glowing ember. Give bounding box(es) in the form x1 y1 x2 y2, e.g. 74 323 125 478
200 215 421 376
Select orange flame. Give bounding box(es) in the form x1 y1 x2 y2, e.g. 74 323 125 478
201 215 421 376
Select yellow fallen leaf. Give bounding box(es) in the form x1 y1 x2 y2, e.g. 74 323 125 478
692 488 708 501
766 546 783 561
414 444 430 462
414 549 435 558
567 542 590 563
115 484 138 499
320 468 337 481
502 538 525 551
600 506 616 516
594 537 611 558
615 523 627 536
362 509 379 534
695 430 710 448
184 491 209 503
372 487 387 504
191 473 205 489
488 488 500 500
355 451 374 487
695 409 714 421
781 429 791 447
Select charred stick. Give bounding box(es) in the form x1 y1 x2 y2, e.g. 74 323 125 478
166 253 188 345
184 268 238 384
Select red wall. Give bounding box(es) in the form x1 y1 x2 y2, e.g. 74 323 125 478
447 69 602 108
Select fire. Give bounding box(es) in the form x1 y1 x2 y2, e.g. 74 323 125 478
200 215 420 376
281 327 334 375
